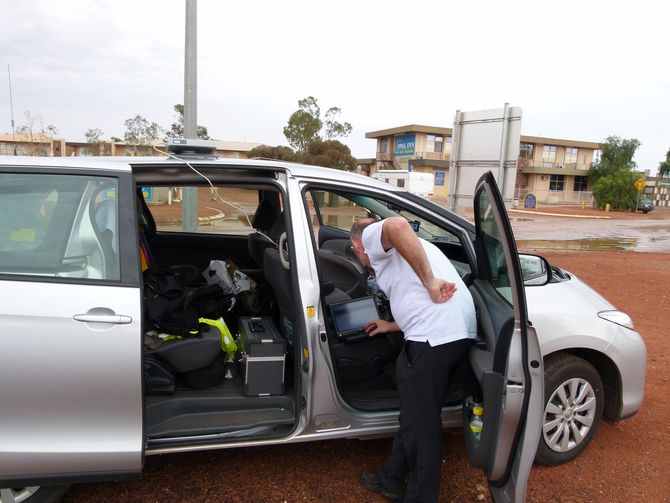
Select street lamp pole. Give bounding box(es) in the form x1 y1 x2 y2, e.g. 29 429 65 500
182 0 198 231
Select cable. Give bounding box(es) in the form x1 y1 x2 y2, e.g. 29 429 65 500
152 145 277 244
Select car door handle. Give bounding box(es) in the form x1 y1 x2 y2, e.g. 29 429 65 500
73 314 132 324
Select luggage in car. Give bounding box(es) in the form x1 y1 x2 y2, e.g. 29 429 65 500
238 316 286 396
182 353 226 389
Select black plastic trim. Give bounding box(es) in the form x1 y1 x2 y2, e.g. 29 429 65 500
0 469 140 488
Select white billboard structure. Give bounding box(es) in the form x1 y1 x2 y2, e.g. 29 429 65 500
447 104 522 211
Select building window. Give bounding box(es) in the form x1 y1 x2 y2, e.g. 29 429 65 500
565 147 578 165
549 174 565 191
543 145 557 163
426 134 444 153
573 176 588 192
380 137 389 153
519 143 534 158
444 136 453 155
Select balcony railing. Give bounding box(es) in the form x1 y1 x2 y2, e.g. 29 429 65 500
525 160 592 170
376 152 394 161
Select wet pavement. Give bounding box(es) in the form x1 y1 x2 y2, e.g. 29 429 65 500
510 210 670 253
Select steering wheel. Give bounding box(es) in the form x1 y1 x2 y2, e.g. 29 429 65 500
278 232 290 270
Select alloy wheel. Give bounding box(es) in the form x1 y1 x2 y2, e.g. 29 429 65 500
543 377 597 452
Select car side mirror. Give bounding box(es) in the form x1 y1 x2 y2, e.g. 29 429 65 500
519 253 552 286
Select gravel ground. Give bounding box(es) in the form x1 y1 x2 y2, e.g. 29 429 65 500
62 250 670 503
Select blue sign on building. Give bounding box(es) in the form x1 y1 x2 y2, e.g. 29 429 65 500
523 193 537 209
435 171 445 186
394 134 416 156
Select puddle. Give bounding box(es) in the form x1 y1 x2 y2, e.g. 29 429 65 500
517 238 639 252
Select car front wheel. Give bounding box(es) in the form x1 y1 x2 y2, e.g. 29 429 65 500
0 486 69 503
535 354 604 466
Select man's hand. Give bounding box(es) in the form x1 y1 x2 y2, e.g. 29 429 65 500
364 319 399 337
426 277 457 303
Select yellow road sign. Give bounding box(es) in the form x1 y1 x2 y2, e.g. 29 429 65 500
635 179 646 190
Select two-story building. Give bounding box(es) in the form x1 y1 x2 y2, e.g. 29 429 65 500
365 125 601 205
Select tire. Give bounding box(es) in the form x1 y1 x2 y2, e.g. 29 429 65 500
535 354 604 466
0 486 69 503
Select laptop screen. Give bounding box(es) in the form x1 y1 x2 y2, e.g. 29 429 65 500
329 296 380 336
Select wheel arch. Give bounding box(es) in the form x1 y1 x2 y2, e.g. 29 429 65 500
543 348 622 421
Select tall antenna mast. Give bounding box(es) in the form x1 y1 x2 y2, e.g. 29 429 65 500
8 64 16 139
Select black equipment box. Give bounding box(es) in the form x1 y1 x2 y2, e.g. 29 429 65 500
238 316 286 396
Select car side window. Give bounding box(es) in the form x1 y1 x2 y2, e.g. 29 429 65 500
477 189 513 304
0 173 120 280
308 189 371 235
143 185 261 235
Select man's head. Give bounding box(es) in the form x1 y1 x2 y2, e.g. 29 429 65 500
350 218 376 269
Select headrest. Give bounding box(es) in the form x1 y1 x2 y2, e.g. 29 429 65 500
251 199 279 232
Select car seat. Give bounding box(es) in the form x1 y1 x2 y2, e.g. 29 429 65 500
247 198 281 269
144 326 223 394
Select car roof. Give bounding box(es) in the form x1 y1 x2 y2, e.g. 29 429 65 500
0 154 397 191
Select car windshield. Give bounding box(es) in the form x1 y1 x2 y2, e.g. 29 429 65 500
342 193 458 243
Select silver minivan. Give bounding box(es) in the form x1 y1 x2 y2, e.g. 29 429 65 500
0 146 644 502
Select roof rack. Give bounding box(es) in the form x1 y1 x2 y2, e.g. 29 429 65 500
165 138 217 155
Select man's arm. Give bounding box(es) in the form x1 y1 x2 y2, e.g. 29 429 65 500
381 217 456 303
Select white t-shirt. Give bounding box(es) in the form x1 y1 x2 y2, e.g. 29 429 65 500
362 220 477 346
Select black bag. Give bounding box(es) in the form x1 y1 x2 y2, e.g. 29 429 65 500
182 353 226 389
143 269 235 336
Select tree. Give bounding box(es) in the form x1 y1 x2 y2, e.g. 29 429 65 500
658 148 670 178
302 140 356 171
84 128 105 156
589 136 641 210
165 104 210 140
17 110 59 155
123 115 163 155
283 96 352 153
247 144 299 163
323 107 352 140
591 168 638 211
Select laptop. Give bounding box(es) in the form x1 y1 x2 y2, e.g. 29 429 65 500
328 296 380 343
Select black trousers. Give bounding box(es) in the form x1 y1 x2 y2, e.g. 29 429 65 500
377 338 471 503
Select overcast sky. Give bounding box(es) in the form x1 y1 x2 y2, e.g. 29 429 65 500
2 0 668 172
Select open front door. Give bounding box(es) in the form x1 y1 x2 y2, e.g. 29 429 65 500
464 172 543 502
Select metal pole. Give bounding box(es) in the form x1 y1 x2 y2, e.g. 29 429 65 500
182 0 198 232
497 103 510 190
448 110 462 210
7 65 16 137
184 0 197 139
8 65 17 155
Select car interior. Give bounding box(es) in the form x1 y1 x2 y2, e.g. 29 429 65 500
132 167 301 446
131 166 499 449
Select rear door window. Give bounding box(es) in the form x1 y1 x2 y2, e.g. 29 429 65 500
0 173 120 280
143 185 261 235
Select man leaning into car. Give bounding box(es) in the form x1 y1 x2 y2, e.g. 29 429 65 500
350 217 477 502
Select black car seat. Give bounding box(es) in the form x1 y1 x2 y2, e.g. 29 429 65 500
93 197 119 279
146 326 221 373
317 248 368 297
248 198 281 269
263 245 351 346
263 247 294 344
144 326 223 393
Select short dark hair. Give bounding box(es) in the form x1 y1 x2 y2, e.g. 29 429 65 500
350 218 376 242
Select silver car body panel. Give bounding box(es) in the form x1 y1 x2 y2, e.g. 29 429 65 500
0 280 142 477
525 273 646 418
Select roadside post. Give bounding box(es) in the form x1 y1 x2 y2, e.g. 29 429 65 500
634 178 646 213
